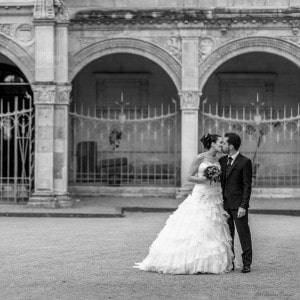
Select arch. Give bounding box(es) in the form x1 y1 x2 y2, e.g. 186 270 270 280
0 34 35 83
69 38 181 90
199 36 300 91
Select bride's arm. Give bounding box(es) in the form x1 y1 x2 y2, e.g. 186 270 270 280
187 155 207 184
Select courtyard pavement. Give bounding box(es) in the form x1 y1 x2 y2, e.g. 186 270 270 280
0 213 299 300
0 196 299 217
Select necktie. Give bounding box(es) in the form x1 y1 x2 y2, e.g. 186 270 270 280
227 157 233 167
225 157 233 198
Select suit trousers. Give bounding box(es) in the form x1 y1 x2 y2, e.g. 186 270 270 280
225 203 252 267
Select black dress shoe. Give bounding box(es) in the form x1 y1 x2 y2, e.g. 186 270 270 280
241 266 251 273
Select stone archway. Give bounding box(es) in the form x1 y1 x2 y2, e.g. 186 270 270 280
0 34 35 83
199 36 300 91
69 38 182 91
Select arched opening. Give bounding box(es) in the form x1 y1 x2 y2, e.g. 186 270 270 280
0 55 34 202
200 52 300 187
69 53 181 188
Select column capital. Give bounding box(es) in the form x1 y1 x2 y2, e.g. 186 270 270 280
32 83 72 105
178 91 202 110
32 83 56 104
56 84 72 104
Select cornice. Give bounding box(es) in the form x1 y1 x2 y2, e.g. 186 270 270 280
0 5 33 16
70 8 300 35
71 8 300 25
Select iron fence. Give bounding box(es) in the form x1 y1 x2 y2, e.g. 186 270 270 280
0 96 34 203
69 101 180 187
200 101 300 187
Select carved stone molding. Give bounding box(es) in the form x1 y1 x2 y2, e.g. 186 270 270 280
56 84 72 104
33 84 56 104
280 36 300 46
70 38 181 90
32 84 72 104
166 36 182 61
78 37 103 49
0 34 35 83
34 0 55 20
218 20 231 35
198 36 300 91
146 36 182 62
0 24 13 37
199 37 215 61
15 24 34 44
71 8 300 27
179 91 201 110
54 0 70 22
290 20 300 36
0 23 34 53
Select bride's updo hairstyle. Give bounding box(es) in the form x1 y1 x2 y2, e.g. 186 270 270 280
200 133 221 149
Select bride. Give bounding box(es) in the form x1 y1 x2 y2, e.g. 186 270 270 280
134 134 234 274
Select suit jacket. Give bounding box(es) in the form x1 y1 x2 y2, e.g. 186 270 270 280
219 153 252 210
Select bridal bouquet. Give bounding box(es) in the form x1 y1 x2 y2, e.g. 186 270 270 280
204 165 222 184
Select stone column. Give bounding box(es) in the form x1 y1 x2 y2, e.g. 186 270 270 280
181 36 199 90
177 36 201 197
29 84 57 207
53 84 71 206
29 1 71 207
179 91 201 188
28 5 56 206
35 24 55 82
55 23 69 83
53 21 71 206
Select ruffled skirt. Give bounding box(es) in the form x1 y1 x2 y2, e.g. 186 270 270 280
134 184 234 274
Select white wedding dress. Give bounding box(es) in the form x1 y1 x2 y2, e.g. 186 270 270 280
134 160 234 274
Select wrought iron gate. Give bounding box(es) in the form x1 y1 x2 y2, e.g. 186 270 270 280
0 96 34 203
200 101 300 187
69 101 180 186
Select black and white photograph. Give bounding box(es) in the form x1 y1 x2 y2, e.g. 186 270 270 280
0 0 299 299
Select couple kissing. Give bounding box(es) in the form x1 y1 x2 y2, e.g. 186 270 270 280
134 132 252 275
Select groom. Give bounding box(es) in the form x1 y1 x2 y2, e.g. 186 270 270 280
219 132 253 273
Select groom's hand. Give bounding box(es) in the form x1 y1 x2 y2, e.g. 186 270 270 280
237 207 246 218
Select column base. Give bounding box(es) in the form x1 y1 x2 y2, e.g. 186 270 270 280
28 194 72 208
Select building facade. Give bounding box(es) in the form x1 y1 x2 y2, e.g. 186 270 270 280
0 0 299 207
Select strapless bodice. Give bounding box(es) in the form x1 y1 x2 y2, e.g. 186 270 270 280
197 161 221 178
193 161 222 194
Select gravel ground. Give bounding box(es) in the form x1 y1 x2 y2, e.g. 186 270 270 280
0 214 299 300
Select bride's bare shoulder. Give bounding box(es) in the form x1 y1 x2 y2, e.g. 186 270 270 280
196 152 208 159
191 152 207 164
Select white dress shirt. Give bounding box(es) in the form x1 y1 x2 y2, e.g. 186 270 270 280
228 151 240 165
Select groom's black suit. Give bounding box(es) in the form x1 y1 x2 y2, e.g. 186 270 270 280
219 153 253 267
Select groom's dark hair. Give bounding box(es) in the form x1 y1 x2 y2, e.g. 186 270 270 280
225 132 241 150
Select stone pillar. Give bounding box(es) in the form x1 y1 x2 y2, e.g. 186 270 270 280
29 84 57 207
53 84 71 206
177 36 201 197
53 21 71 206
179 91 201 188
35 24 55 82
29 1 71 207
55 23 69 83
